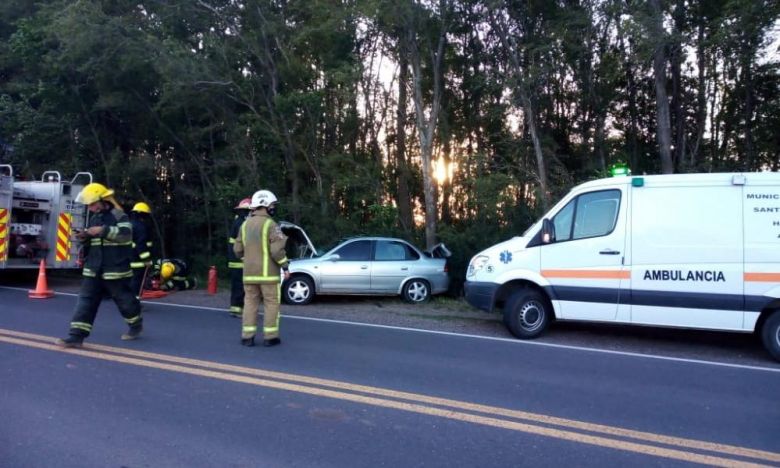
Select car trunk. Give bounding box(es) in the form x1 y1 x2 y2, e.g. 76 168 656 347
424 242 451 258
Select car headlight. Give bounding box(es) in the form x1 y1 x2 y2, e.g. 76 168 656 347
467 255 489 277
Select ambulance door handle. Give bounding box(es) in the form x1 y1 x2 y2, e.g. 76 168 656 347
599 249 621 255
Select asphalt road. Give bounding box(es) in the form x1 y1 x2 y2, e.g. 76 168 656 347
1 287 779 467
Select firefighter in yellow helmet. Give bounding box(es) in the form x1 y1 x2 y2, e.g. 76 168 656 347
227 197 252 318
129 202 154 298
56 183 142 348
233 190 289 347
155 258 196 291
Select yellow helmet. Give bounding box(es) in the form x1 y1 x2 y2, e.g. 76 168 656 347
132 202 152 214
160 262 175 280
75 183 115 205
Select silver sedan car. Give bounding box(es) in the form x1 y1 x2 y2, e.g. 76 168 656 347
282 236 450 305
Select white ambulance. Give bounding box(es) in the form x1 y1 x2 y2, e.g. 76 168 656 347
464 172 780 360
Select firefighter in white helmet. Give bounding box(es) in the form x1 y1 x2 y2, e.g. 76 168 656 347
233 190 290 347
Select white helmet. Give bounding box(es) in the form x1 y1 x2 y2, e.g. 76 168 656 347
250 190 278 209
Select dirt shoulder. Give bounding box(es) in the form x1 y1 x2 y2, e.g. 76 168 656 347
16 272 509 338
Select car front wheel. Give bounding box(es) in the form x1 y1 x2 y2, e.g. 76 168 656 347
283 276 314 305
503 288 551 339
402 279 431 303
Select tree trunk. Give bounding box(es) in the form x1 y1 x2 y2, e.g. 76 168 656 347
650 0 674 174
396 51 413 233
741 42 756 170
406 0 448 249
619 29 640 172
489 9 549 208
691 15 707 168
671 0 686 171
521 88 549 208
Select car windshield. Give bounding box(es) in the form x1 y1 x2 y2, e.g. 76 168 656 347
317 239 350 257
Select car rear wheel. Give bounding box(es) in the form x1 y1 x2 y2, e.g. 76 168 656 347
402 279 431 304
761 311 780 362
503 288 551 339
283 276 314 305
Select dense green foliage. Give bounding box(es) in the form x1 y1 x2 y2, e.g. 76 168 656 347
1 0 778 290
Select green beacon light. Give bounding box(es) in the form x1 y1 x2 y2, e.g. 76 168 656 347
609 163 631 177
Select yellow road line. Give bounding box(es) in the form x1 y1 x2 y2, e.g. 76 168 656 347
0 330 776 467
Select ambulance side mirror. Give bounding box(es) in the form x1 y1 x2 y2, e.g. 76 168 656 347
541 218 554 244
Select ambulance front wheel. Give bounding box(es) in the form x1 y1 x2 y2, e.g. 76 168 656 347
761 311 780 362
503 288 552 339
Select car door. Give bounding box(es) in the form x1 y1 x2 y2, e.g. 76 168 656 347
318 239 373 293
540 188 628 321
371 240 419 293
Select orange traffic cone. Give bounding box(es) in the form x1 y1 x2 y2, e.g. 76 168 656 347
29 259 55 299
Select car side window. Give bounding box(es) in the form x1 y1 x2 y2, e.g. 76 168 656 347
374 240 419 261
552 189 621 242
334 240 372 261
402 243 420 260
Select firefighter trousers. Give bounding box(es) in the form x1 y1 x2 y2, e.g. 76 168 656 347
130 266 146 299
68 276 142 338
242 283 280 340
229 267 244 316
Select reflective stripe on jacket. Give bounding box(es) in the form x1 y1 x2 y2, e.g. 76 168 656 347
227 214 247 269
82 207 133 280
233 212 288 284
130 217 152 269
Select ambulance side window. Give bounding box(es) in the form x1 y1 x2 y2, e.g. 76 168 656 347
552 200 575 242
552 190 621 242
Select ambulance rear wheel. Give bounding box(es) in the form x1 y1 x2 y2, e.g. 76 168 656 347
503 288 551 339
761 311 780 362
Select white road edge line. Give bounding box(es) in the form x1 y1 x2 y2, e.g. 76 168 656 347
3 286 779 373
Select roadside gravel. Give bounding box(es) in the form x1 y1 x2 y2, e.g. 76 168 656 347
25 273 510 338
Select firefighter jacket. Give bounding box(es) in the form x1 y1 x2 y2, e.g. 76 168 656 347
81 207 133 280
130 217 152 269
155 258 192 290
233 211 289 284
227 213 248 270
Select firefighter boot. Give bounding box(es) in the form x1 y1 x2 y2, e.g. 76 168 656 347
121 324 143 341
263 337 281 347
241 337 255 347
55 335 84 348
